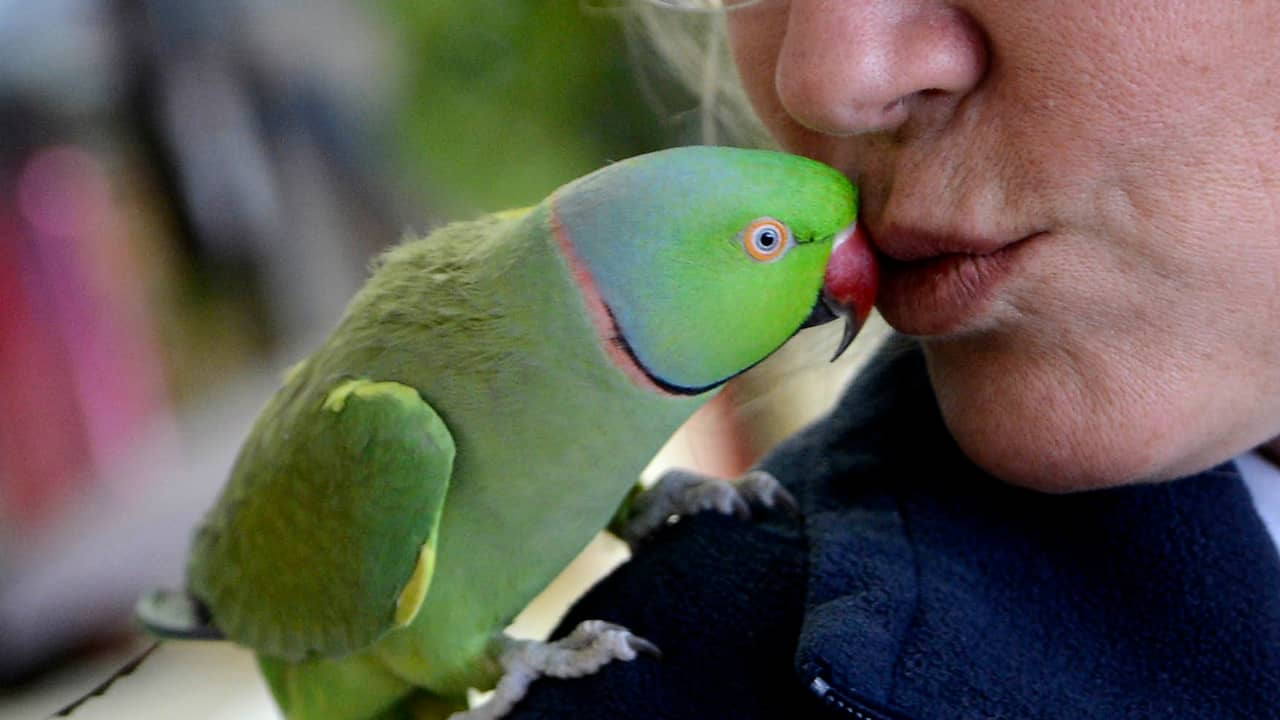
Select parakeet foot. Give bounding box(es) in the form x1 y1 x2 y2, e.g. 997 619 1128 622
613 468 798 547
448 620 658 720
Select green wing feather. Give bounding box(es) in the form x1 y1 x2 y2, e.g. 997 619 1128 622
187 376 455 661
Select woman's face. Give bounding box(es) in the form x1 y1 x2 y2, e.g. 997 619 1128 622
726 1 1280 490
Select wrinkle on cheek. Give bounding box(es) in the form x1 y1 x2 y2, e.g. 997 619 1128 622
1107 143 1280 358
1254 158 1280 252
1245 148 1280 328
1256 157 1280 366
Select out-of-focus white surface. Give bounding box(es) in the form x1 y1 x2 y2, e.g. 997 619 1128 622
4 641 275 720
1237 450 1280 551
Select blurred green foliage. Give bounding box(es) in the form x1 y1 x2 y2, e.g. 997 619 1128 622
377 0 672 214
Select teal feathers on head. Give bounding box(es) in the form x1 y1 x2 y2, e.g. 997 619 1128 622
550 146 861 394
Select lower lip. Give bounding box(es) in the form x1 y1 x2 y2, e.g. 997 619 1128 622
876 234 1041 336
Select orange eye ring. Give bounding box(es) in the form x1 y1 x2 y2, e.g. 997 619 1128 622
742 218 792 262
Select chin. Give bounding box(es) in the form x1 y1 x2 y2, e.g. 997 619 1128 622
942 415 1161 494
921 339 1180 494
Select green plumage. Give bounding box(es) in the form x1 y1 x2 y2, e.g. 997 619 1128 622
189 376 454 659
156 147 858 719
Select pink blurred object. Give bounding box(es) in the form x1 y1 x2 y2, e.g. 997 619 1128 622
0 146 171 530
0 210 90 527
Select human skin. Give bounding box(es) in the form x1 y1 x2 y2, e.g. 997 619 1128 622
724 0 1280 490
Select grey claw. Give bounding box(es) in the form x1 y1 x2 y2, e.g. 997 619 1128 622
451 621 660 720
628 635 662 659
738 470 800 517
556 620 661 668
774 488 800 517
615 468 799 547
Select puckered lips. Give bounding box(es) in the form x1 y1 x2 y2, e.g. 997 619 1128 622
871 223 1041 336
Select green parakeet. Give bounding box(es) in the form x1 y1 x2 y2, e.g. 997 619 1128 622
136 146 876 720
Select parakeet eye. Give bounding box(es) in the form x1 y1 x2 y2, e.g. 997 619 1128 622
742 218 792 262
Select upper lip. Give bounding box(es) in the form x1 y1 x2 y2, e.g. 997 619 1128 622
868 223 1018 263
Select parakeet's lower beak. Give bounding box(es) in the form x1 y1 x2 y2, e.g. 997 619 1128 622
806 222 879 362
800 290 862 362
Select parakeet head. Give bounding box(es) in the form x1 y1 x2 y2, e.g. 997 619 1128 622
550 146 876 394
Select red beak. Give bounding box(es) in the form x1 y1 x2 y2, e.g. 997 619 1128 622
821 222 878 361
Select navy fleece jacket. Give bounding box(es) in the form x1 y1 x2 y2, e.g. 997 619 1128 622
510 337 1280 719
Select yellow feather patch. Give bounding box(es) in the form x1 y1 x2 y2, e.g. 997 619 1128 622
323 379 423 413
492 205 534 221
394 542 436 628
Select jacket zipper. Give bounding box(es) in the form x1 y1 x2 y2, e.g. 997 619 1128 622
808 675 909 720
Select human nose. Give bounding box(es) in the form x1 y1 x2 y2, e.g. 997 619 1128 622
773 0 988 136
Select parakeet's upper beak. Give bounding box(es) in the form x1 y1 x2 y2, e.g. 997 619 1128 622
801 223 878 362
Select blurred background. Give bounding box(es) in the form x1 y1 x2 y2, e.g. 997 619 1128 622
0 1 883 716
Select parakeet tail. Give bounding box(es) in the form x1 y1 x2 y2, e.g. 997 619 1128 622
134 587 224 640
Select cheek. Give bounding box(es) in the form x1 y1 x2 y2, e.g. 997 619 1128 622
725 10 782 125
725 6 821 153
